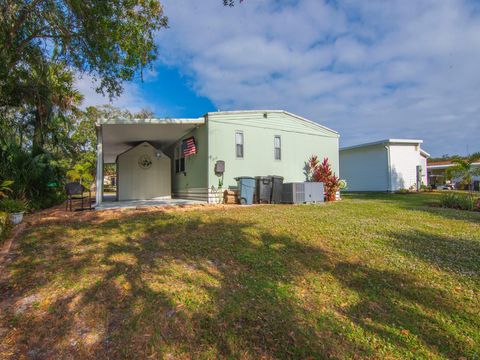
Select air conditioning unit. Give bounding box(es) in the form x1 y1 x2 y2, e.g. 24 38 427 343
305 182 325 203
282 182 324 204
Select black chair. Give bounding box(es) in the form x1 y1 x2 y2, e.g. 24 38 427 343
65 182 92 211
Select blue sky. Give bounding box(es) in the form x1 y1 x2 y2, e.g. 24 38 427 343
78 0 480 157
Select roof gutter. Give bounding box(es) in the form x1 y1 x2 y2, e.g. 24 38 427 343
341 139 424 152
385 145 392 192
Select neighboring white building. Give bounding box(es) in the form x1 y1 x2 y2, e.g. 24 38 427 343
427 160 480 190
340 139 430 192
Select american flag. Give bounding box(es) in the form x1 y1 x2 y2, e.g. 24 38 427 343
182 137 197 156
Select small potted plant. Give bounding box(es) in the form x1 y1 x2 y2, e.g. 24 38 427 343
210 178 224 204
0 198 27 225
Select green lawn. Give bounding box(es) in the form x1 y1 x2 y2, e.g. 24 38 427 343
1 193 479 359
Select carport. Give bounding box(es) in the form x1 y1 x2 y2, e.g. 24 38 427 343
95 116 205 206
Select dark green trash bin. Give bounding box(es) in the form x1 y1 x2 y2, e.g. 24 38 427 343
270 175 284 204
255 176 273 203
235 177 256 205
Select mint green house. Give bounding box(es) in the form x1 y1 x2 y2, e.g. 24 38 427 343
96 110 339 205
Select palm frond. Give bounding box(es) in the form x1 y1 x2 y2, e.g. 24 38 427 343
450 157 468 168
468 152 480 163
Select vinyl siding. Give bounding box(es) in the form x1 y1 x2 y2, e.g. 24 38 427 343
117 142 171 200
207 111 339 189
389 144 423 191
167 124 209 201
340 145 389 191
419 154 428 185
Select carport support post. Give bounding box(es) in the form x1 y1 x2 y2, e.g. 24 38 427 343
96 125 104 206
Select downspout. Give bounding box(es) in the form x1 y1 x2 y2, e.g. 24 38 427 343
205 113 212 203
385 145 392 192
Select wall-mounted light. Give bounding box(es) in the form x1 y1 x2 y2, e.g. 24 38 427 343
155 151 162 159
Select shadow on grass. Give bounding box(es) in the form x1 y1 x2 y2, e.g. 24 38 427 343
331 261 478 359
387 229 480 278
344 192 480 224
0 210 478 358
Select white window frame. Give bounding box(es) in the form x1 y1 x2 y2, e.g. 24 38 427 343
274 135 281 160
235 131 244 159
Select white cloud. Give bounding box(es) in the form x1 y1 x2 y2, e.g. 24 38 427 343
75 74 158 114
156 0 480 155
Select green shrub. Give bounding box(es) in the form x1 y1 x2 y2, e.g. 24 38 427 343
395 188 410 194
0 141 66 209
0 199 27 213
0 180 14 198
439 193 477 211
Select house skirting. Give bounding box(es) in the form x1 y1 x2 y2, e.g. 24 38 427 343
173 187 224 204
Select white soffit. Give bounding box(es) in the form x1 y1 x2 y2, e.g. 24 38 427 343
100 118 205 163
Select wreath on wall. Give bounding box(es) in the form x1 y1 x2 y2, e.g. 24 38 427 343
138 154 153 169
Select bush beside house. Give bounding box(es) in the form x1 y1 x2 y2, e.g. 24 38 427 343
306 156 343 201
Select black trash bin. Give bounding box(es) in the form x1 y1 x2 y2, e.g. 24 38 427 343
255 176 273 203
270 175 284 204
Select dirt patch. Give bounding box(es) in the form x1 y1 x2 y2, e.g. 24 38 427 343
14 294 40 315
1 200 242 264
0 223 26 260
26 201 240 227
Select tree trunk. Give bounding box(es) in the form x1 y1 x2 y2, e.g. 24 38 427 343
32 109 44 156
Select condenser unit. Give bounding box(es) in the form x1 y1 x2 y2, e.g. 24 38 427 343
282 182 324 204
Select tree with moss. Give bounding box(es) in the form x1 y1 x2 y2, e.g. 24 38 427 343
1 0 168 154
1 0 168 101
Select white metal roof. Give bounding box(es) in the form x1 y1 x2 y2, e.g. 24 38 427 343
98 117 205 125
98 110 337 135
420 149 431 158
206 110 339 135
428 162 480 170
98 110 339 162
340 139 424 152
